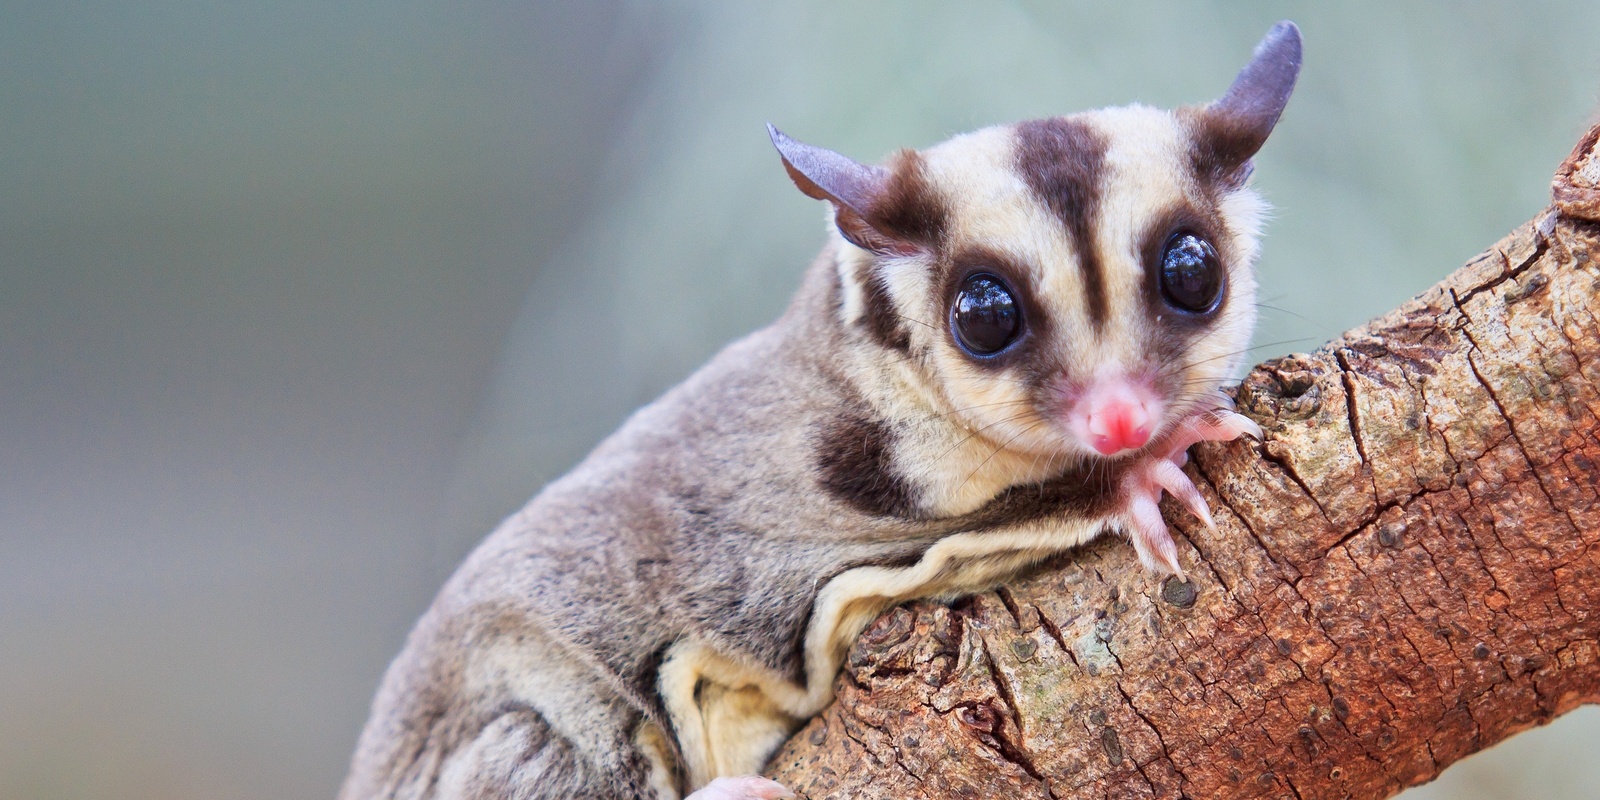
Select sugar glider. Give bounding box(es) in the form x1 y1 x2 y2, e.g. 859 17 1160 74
341 21 1300 800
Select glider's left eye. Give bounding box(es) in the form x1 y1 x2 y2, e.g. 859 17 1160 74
951 273 1022 356
1159 232 1224 314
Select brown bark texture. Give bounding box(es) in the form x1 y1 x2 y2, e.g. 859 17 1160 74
765 127 1600 799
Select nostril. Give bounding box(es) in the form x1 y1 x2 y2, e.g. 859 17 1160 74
1089 403 1151 453
1073 378 1164 455
1117 417 1148 449
1123 422 1151 449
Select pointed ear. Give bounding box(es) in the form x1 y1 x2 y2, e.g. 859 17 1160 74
1191 21 1302 185
767 124 923 257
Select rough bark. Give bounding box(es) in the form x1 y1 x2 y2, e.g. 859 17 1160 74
765 127 1600 799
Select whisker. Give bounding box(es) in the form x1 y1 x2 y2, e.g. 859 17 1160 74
908 398 1034 426
1023 436 1053 482
1252 303 1327 328
1162 337 1318 374
956 420 1046 496
893 313 938 331
930 410 1040 467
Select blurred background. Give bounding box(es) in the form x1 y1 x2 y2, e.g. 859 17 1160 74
2 2 1597 798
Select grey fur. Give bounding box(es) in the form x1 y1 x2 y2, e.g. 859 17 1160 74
339 246 1136 798
341 259 962 798
342 23 1297 800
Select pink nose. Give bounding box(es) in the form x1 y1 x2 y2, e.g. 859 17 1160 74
1086 399 1152 455
1068 376 1163 456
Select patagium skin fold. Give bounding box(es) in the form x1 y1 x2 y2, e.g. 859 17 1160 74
341 21 1301 800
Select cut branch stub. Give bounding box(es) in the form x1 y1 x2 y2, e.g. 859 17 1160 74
767 125 1600 799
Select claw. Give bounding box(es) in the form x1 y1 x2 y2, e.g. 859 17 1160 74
688 776 796 800
1194 409 1263 443
1127 489 1185 580
1116 404 1261 578
1150 458 1214 530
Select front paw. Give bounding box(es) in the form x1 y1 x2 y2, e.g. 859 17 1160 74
686 775 796 800
1120 406 1261 579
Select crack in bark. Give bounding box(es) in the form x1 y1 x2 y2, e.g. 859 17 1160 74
1032 604 1078 670
994 587 1025 628
1257 442 1335 528
1451 231 1549 306
1456 321 1588 540
769 210 1600 800
836 703 927 791
978 650 1049 785
1111 679 1194 793
1194 463 1301 583
1334 350 1373 470
1189 466 1346 682
1534 320 1600 430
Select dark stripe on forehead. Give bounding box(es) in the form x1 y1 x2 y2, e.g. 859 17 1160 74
1014 118 1110 330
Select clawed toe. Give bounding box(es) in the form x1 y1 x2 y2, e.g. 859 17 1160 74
1178 408 1263 449
1148 457 1213 529
1119 405 1262 579
1125 486 1185 579
688 776 797 800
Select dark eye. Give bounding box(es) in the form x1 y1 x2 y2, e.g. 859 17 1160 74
950 273 1021 356
1159 233 1224 314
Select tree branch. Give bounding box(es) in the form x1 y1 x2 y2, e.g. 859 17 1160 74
765 125 1600 799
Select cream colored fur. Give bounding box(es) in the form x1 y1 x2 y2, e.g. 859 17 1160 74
658 107 1269 789
341 25 1297 796
656 516 1105 789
